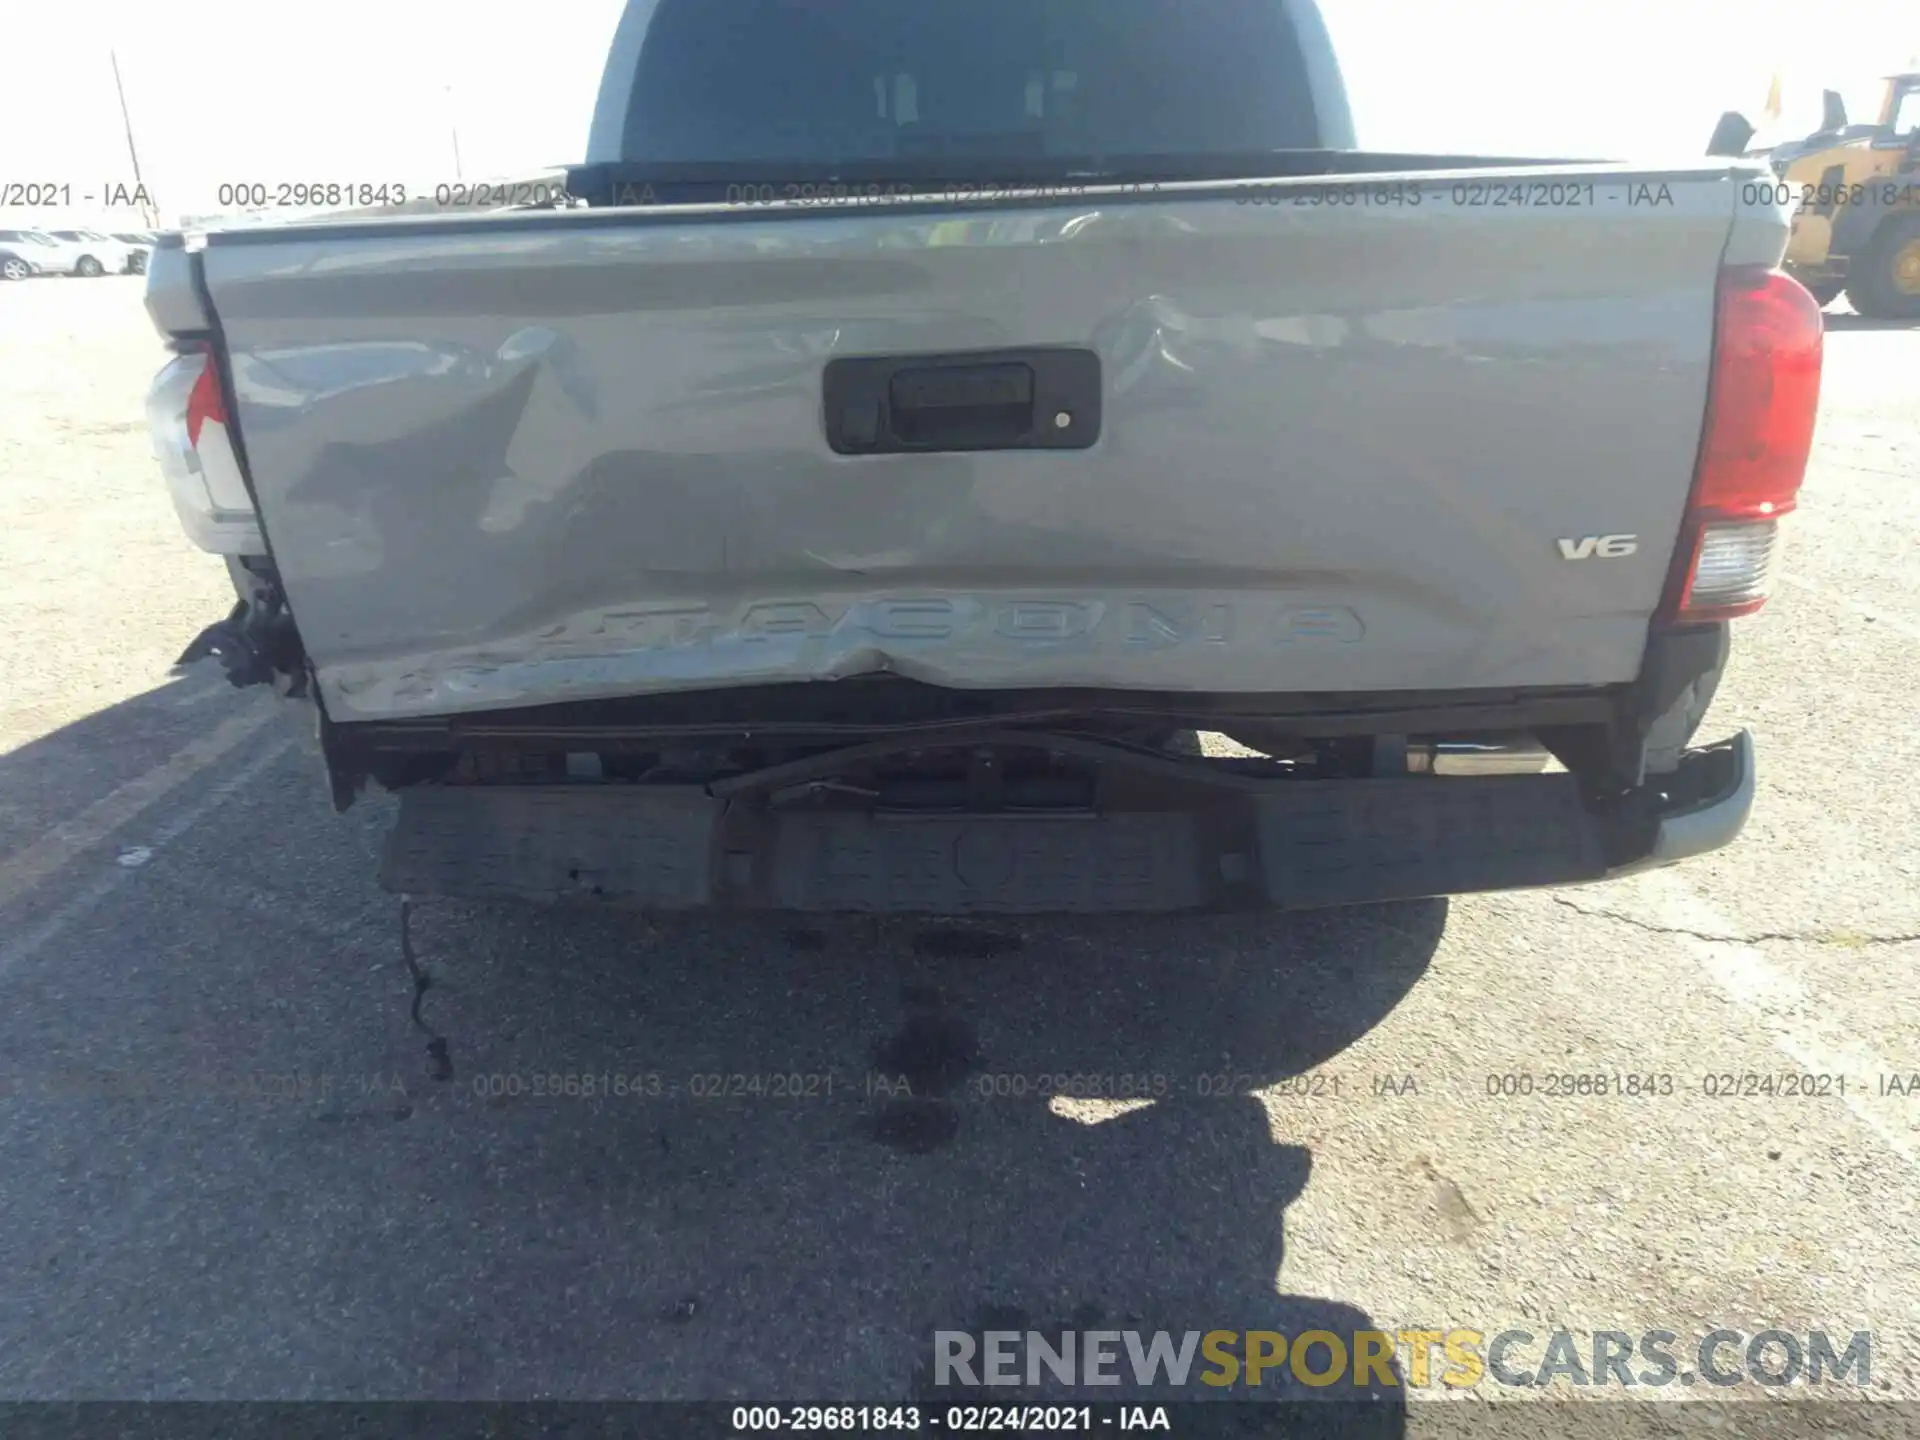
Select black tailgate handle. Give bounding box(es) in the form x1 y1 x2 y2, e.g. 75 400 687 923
825 348 1101 454
890 362 1034 446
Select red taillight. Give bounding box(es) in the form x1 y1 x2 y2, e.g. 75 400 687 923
184 349 227 449
1695 268 1823 518
1667 267 1823 621
148 343 260 554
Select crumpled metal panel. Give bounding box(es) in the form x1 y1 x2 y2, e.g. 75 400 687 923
200 170 1752 721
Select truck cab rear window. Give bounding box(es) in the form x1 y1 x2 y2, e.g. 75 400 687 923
621 0 1321 165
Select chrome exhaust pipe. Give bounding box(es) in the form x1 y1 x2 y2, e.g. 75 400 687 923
1407 737 1552 776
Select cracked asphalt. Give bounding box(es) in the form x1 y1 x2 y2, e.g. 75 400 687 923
0 278 1916 1432
1546 895 1920 950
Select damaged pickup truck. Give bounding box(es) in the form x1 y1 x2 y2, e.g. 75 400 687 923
147 0 1821 916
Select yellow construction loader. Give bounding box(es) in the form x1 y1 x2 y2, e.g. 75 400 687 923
1712 72 1920 317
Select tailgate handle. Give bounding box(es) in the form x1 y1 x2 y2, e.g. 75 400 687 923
888 363 1033 445
824 348 1101 455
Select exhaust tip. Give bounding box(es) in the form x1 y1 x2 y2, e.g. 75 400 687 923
1409 738 1552 777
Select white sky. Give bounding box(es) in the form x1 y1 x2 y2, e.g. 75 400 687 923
2 0 1916 227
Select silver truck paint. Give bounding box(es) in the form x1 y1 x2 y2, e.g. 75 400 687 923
189 166 1783 724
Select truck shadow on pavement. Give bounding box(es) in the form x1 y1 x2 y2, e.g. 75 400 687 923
395 897 1441 1425
0 680 1435 1429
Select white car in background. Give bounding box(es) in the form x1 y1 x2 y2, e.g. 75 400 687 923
0 229 93 277
0 234 45 281
0 230 67 277
46 229 143 276
111 231 159 273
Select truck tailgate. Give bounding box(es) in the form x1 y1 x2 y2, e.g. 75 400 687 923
198 169 1759 722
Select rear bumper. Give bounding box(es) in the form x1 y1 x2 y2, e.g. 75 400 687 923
1616 729 1754 874
380 731 1754 914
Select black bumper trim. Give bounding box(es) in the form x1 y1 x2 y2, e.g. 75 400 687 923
380 733 1754 914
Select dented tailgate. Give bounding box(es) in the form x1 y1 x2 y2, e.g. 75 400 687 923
196 168 1771 722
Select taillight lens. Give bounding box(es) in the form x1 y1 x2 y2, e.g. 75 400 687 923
1668 267 1823 621
184 352 227 449
1687 519 1781 613
146 344 263 555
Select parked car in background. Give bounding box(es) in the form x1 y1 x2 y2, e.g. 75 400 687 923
0 229 93 277
47 229 142 276
112 231 159 273
0 235 44 281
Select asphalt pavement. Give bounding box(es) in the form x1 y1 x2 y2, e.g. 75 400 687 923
0 277 1915 1430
